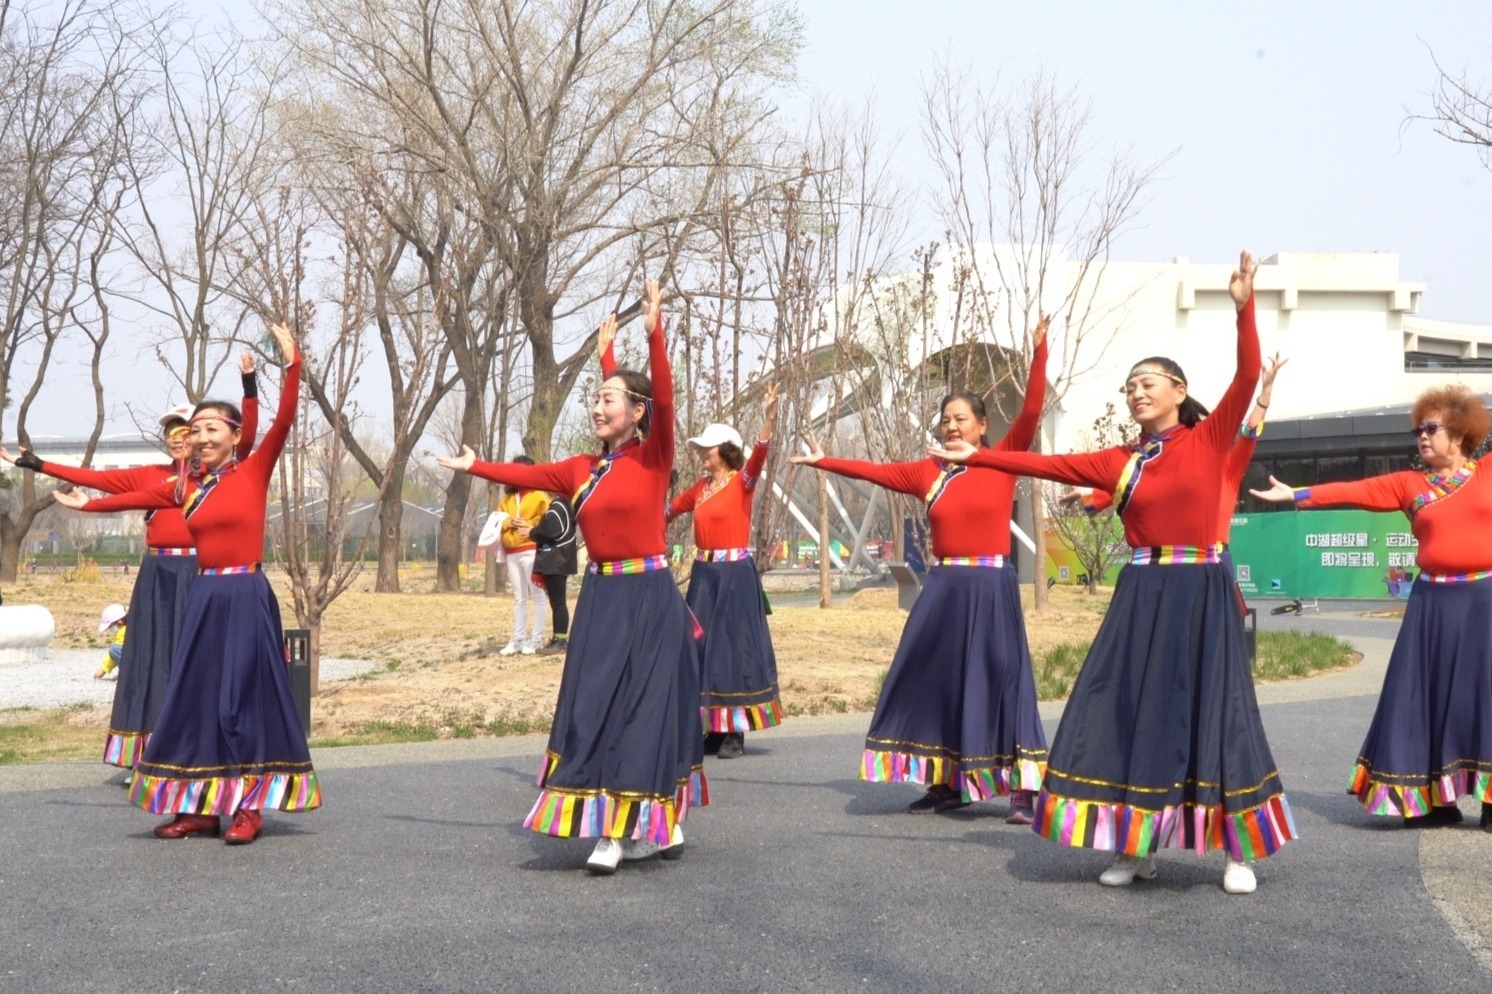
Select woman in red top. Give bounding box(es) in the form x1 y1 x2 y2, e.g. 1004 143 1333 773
1252 384 1492 832
54 325 318 844
933 252 1295 895
438 280 705 875
2 355 260 770
668 383 783 760
792 318 1050 822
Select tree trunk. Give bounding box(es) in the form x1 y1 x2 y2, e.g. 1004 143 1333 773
436 388 486 592
817 473 832 609
0 521 23 584
374 463 405 593
309 618 322 697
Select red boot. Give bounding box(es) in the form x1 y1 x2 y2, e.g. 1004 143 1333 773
153 814 220 839
224 809 263 846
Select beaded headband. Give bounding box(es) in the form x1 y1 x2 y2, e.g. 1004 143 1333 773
190 412 242 429
1122 367 1186 389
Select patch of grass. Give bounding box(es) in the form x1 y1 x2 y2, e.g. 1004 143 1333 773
483 712 549 737
312 719 440 748
1254 630 1358 681
0 708 105 765
1035 641 1090 700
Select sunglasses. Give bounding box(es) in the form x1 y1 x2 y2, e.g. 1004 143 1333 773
1410 422 1446 439
165 426 192 441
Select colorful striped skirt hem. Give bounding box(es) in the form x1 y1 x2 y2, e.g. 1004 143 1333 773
860 746 1047 800
102 729 148 769
1349 763 1492 816
523 764 709 844
129 768 321 815
703 699 783 733
1031 790 1297 861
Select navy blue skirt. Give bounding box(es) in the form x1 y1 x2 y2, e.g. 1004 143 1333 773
860 563 1047 800
524 568 707 844
104 551 196 767
130 571 319 815
1350 575 1492 815
1031 561 1296 860
687 557 783 733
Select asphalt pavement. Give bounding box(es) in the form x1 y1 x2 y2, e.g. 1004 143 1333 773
0 605 1487 994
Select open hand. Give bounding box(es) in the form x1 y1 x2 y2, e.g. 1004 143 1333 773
1229 250 1257 310
927 438 978 463
788 441 825 466
52 489 89 510
1248 475 1296 503
239 350 256 376
1033 313 1050 349
642 279 663 330
436 445 477 472
268 323 297 364
597 313 617 357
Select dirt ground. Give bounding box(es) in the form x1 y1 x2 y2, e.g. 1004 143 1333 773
4 570 1113 740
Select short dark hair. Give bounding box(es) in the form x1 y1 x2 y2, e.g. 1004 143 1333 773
504 455 534 495
717 441 745 470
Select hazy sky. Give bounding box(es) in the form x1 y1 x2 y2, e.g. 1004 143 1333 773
11 1 1492 441
787 0 1492 321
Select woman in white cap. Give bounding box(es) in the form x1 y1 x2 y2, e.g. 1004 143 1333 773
668 385 783 758
1 353 259 772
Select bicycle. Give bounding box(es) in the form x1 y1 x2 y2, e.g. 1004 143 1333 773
1269 597 1319 616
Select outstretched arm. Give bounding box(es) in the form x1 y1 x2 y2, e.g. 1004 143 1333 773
441 446 590 495
639 280 674 468
1 448 157 494
791 442 934 498
930 438 1130 492
53 480 179 513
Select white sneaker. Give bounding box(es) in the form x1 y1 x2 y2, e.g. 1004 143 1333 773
498 639 521 656
622 824 684 862
585 838 622 875
1222 858 1257 894
520 641 536 656
1098 853 1157 887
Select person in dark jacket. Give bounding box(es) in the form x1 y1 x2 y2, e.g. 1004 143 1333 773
526 495 578 655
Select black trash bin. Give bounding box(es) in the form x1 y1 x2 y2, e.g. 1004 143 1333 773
283 628 312 739
1243 608 1258 666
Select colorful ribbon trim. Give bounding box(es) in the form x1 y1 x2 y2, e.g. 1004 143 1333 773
181 462 239 521
860 747 1048 801
923 462 966 508
1419 569 1492 584
129 769 321 815
1130 544 1223 565
935 555 1008 568
1410 462 1476 517
200 563 261 575
1031 790 1297 861
1238 422 1263 440
696 547 752 562
147 547 196 556
572 438 639 512
702 700 783 733
102 730 149 769
1113 428 1175 517
588 554 669 575
1349 764 1492 817
524 763 709 844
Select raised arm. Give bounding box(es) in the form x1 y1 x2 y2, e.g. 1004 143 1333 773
742 383 779 490
995 317 1050 452
236 351 259 460
244 325 300 482
1199 251 1262 452
598 313 618 378
639 280 674 468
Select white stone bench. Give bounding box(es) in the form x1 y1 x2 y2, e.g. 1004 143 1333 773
0 605 56 665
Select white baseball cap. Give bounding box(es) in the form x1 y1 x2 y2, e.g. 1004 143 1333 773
98 603 127 632
686 423 743 451
157 404 194 428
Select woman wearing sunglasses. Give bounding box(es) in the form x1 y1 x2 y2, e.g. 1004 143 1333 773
1251 386 1492 833
0 354 259 772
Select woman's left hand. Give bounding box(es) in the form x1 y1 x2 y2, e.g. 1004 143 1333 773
642 279 663 330
1229 250 1257 310
436 445 477 472
268 322 297 364
928 439 978 463
52 488 89 510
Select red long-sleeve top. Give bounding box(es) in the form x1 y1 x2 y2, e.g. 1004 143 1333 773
812 338 1049 559
964 297 1260 548
77 359 299 569
1295 453 1492 575
38 382 260 549
668 436 771 551
466 314 674 563
1082 421 1261 541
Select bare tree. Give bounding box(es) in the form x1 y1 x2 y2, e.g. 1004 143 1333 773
1425 49 1492 163
920 65 1168 608
1043 402 1134 594
0 0 155 583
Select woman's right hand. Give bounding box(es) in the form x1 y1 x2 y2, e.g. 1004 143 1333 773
52 489 89 510
597 313 617 357
927 439 978 463
1248 475 1297 503
789 442 825 466
436 445 477 472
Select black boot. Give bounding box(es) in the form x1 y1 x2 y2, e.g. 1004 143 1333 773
1481 802 1491 833
716 732 745 759
703 732 726 755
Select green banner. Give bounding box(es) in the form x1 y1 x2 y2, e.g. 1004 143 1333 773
1228 510 1418 599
